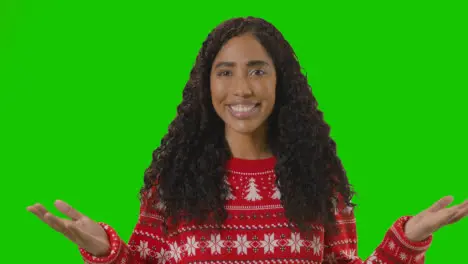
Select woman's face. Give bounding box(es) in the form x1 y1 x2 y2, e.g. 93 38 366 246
210 34 277 135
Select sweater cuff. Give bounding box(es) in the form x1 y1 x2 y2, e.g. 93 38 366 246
389 216 432 253
79 222 123 264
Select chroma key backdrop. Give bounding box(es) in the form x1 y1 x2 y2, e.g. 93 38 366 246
1 1 466 264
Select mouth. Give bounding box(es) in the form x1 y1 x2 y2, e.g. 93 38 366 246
227 103 261 119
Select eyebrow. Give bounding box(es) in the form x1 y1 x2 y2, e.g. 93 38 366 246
214 60 269 69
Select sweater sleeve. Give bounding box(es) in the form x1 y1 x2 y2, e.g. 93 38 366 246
323 196 433 264
78 186 172 264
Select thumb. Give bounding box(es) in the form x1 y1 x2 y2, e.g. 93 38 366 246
427 196 454 212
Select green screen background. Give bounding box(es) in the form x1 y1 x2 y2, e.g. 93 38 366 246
2 1 466 264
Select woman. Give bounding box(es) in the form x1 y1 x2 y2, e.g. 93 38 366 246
28 16 467 264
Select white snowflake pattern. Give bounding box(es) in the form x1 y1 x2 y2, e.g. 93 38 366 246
325 252 337 264
169 242 182 262
260 233 279 254
155 201 166 210
186 236 199 256
136 240 151 259
341 249 358 260
287 232 303 253
388 241 396 250
233 234 251 255
399 252 407 261
366 251 377 264
310 236 322 255
155 248 171 264
130 231 348 262
208 234 225 254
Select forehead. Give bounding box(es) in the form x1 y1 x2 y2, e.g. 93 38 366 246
213 34 273 64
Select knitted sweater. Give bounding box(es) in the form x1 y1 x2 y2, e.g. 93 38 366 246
79 156 432 264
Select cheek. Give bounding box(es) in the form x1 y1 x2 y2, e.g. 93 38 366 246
262 81 276 114
256 79 276 103
210 84 226 107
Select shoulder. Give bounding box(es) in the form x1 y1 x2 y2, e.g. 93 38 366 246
330 191 355 218
139 179 166 215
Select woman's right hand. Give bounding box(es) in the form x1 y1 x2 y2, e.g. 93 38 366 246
27 200 110 257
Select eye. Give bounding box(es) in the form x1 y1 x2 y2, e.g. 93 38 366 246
251 69 266 76
217 70 232 77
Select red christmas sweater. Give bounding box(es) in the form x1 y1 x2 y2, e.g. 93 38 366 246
79 156 433 264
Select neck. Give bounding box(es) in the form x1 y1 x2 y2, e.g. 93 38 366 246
225 126 272 160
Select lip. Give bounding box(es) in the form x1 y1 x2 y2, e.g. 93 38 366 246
226 100 259 105
226 103 261 119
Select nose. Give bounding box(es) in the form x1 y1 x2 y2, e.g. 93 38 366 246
232 76 253 97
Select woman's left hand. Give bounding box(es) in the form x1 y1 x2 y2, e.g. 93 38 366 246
404 196 468 242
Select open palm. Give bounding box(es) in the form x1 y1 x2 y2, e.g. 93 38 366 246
27 200 110 256
405 196 468 242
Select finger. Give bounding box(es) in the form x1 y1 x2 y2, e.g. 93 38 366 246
447 200 468 225
28 205 82 245
433 205 461 228
54 200 84 220
44 216 81 245
43 212 69 234
427 196 454 212
59 221 81 243
28 204 68 234
27 203 49 220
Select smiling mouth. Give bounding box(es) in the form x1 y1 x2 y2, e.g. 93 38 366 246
227 103 260 119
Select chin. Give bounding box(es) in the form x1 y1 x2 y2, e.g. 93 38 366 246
226 121 265 135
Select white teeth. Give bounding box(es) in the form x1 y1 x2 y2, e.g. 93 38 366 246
229 104 256 112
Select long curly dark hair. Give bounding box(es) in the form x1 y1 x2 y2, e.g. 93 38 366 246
140 16 356 233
